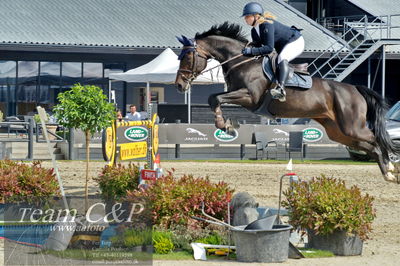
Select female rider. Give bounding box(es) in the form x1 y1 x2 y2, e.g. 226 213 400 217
241 2 305 102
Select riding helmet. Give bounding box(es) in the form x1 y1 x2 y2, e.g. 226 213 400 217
241 2 264 17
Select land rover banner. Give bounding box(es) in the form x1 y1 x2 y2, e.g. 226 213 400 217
158 124 333 144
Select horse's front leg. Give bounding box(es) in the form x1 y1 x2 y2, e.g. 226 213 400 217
208 88 254 133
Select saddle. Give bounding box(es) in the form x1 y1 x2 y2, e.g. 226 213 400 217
253 51 313 119
268 50 309 75
264 51 312 90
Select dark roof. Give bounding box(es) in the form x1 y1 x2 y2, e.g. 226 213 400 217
0 0 342 52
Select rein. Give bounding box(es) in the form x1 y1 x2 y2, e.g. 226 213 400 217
178 41 259 84
223 55 260 78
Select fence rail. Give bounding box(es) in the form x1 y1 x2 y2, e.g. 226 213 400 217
0 120 73 160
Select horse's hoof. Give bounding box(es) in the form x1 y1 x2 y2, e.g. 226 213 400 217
384 172 398 183
215 119 226 129
388 161 395 172
226 118 240 129
226 126 236 136
231 119 240 129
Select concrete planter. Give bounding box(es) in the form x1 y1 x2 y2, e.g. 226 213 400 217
46 125 58 140
308 230 363 256
232 224 292 263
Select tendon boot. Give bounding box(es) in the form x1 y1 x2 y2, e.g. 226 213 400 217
270 59 289 102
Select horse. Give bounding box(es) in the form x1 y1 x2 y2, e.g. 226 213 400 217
174 22 400 183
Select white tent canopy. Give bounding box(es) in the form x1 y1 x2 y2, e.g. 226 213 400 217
109 48 225 84
109 48 225 123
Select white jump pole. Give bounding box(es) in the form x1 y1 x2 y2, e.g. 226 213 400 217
108 79 112 103
146 82 150 112
37 106 69 210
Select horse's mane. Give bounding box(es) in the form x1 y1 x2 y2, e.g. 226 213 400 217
195 22 248 43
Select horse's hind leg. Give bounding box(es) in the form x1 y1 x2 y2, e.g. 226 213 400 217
315 118 397 183
332 99 398 182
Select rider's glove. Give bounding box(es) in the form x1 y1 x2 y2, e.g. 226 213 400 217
242 47 253 56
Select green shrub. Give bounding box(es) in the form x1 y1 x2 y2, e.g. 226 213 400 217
282 175 376 240
153 231 174 254
126 170 234 229
34 113 49 123
196 233 226 245
0 160 60 204
94 163 140 201
123 229 152 247
110 228 152 248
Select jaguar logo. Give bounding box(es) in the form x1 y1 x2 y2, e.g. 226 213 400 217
186 128 207 137
273 128 289 136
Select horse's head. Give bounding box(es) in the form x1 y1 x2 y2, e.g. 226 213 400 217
175 35 209 92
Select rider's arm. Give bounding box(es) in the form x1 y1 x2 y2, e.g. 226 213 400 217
250 22 274 55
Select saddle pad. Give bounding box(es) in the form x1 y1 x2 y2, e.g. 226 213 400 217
262 57 312 90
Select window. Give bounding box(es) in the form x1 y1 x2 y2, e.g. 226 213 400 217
40 62 61 108
17 61 39 115
61 62 82 85
0 61 16 115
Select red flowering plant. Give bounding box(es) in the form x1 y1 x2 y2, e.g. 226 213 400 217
282 175 376 240
0 160 60 205
94 162 140 202
126 169 234 229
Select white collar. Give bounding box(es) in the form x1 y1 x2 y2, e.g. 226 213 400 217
254 24 260 36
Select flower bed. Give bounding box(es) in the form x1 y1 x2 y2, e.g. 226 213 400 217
0 160 60 204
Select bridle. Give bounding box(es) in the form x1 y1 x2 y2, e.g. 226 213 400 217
177 40 210 86
177 40 260 88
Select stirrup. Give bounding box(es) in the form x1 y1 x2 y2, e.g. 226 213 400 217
270 86 286 102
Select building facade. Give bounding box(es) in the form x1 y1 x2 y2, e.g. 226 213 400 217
0 0 398 121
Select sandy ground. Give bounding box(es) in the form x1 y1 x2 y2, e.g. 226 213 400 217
1 160 399 265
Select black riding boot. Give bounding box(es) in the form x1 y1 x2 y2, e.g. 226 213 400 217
270 59 289 102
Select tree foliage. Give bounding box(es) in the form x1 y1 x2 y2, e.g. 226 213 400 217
53 84 115 135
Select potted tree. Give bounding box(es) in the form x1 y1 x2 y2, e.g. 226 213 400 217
282 175 376 256
53 84 115 211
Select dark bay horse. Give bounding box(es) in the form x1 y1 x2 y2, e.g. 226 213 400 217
175 22 400 183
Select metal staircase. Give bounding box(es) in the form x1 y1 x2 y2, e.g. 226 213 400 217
309 15 400 82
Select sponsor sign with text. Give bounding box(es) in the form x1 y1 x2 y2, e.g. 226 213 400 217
120 142 147 160
303 128 324 142
124 126 149 142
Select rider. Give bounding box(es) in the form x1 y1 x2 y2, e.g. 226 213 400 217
241 2 305 102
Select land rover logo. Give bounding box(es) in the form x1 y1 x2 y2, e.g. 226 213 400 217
214 129 239 142
303 128 323 142
124 127 148 141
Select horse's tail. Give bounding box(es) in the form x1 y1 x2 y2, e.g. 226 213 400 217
355 85 400 155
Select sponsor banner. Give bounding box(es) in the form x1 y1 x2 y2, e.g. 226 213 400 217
158 124 334 144
256 125 328 143
120 142 147 160
111 126 150 144
124 126 149 142
214 129 239 142
158 124 254 144
303 128 324 142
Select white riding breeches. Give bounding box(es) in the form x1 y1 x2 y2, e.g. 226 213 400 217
278 36 305 63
